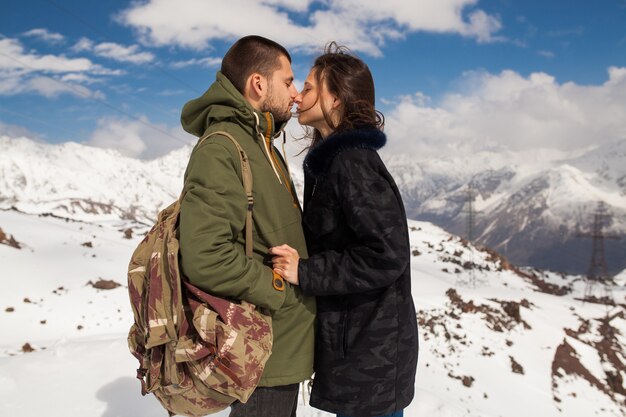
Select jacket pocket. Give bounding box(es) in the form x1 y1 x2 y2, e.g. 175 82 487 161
303 197 338 239
337 304 348 359
316 297 348 361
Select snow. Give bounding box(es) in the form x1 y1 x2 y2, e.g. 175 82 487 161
2 209 625 417
1 135 625 416
0 337 169 416
0 136 186 223
2 135 625 276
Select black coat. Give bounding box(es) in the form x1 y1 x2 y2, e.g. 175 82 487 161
297 128 419 417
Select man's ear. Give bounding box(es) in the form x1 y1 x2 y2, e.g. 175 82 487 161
246 73 266 100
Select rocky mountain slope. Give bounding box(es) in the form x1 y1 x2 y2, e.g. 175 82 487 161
1 207 625 416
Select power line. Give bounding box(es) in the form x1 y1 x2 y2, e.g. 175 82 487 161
0 107 80 137
0 30 183 141
107 85 181 119
43 0 202 94
578 201 620 305
461 183 478 287
0 50 190 146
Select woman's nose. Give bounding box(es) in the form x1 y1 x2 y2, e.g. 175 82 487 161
294 93 302 104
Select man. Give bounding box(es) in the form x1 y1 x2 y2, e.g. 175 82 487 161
178 36 315 417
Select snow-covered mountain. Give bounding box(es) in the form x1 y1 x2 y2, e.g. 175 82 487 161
0 135 189 226
1 134 625 274
383 141 626 275
1 207 625 417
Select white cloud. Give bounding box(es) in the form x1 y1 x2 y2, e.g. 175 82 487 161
72 37 94 53
86 116 194 159
263 0 313 12
170 56 222 69
0 38 118 98
0 72 104 99
60 73 102 85
0 71 23 95
0 120 41 139
22 28 65 44
72 37 155 64
0 38 93 73
26 76 96 98
118 0 502 55
331 0 501 42
91 67 126 76
93 42 155 64
461 9 503 43
383 67 626 156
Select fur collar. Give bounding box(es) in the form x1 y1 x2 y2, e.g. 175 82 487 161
303 128 386 178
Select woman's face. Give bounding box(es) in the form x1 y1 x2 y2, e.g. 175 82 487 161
294 68 338 138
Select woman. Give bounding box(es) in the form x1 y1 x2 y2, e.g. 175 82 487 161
270 44 419 417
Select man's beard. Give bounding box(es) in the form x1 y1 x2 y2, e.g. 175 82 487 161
261 85 292 126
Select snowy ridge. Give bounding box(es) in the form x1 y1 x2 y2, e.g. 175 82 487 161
1 135 625 274
1 209 625 416
0 135 191 225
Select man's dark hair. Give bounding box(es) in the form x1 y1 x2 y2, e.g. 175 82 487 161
221 35 291 94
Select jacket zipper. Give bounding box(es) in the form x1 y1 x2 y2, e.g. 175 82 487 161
253 112 282 184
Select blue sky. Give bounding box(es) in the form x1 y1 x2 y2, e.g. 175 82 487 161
1 0 625 159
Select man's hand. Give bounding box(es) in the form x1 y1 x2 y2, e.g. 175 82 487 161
270 244 300 285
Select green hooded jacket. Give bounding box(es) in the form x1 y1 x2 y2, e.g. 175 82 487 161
178 72 315 387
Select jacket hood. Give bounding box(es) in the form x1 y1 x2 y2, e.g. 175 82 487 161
180 71 285 139
303 128 386 179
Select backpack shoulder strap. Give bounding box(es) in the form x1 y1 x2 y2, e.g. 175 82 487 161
183 130 254 258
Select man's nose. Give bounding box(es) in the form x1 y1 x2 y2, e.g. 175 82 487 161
289 83 298 98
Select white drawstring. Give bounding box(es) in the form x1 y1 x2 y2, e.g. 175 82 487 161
300 379 313 406
281 131 292 180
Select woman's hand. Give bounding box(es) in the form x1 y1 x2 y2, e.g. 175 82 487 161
270 244 300 285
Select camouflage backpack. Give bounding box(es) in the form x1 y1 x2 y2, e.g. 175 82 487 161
127 131 273 417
